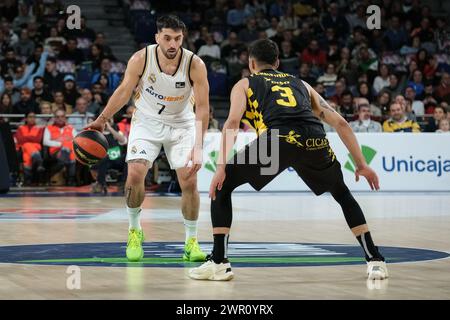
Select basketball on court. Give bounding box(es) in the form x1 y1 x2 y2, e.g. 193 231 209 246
73 130 109 166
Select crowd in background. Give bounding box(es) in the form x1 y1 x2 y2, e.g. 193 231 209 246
1 0 449 189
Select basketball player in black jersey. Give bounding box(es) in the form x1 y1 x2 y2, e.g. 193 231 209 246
189 39 388 281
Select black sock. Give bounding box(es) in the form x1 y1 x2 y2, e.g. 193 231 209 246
212 234 229 263
356 232 384 262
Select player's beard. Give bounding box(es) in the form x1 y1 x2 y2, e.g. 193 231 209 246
162 47 179 60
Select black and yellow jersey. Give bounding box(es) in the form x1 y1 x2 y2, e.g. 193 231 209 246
242 69 324 135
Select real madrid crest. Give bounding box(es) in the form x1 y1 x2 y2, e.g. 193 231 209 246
131 145 137 154
148 73 156 83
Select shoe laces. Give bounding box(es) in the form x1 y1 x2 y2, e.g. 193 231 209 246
128 229 142 247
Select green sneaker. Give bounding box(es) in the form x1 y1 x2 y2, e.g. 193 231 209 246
126 228 144 262
183 237 207 262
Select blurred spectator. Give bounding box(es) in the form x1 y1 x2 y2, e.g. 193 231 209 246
269 0 286 18
31 76 52 104
51 90 73 114
404 86 424 116
435 73 450 103
435 17 450 53
279 40 298 73
58 37 84 66
68 97 94 132
383 103 421 133
86 44 104 71
227 0 248 31
321 2 349 39
346 4 366 30
403 98 417 122
329 79 346 104
81 88 101 116
384 73 404 98
12 87 39 114
12 50 48 89
317 63 337 88
197 33 221 60
238 17 258 43
349 101 382 133
297 63 315 84
252 10 269 32
301 39 327 68
407 70 425 99
425 105 447 132
44 27 66 55
12 2 35 32
15 111 44 185
0 47 21 78
208 105 220 131
1 76 20 104
90 118 127 194
94 32 113 59
265 17 279 38
400 35 421 55
117 105 135 138
26 45 44 72
384 15 408 51
228 48 248 83
43 57 64 93
14 29 34 58
70 16 96 42
43 109 77 185
336 47 357 86
372 64 390 95
62 74 81 107
0 0 19 23
371 91 390 117
91 82 108 108
221 32 244 62
90 58 121 93
338 90 354 120
279 4 299 31
410 17 434 48
436 118 449 133
357 81 371 102
0 93 13 122
36 101 53 126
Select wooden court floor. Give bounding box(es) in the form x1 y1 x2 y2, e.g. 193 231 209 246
0 192 449 299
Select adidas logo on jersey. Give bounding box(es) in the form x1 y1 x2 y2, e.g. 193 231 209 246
139 150 147 155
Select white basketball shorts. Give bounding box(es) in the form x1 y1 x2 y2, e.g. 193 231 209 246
126 109 195 169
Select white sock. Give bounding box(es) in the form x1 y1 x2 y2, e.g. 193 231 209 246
127 206 142 230
184 219 198 243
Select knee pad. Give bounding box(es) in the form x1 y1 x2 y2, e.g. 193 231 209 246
211 187 233 228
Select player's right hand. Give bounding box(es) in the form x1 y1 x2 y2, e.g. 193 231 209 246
209 167 226 200
355 164 380 191
84 118 106 132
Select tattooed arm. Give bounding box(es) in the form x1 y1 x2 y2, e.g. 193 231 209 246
303 80 380 190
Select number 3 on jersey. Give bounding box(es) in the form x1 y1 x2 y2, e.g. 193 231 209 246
271 85 297 107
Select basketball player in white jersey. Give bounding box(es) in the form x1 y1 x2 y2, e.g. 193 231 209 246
87 16 209 262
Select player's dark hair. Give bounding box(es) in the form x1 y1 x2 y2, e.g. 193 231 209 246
156 15 186 33
248 39 279 66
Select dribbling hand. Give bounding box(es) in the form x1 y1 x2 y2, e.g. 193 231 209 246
355 164 380 191
84 118 106 132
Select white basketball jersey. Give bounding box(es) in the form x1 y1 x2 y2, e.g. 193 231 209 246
134 44 195 127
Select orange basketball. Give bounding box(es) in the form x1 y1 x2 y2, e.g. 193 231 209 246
73 130 109 166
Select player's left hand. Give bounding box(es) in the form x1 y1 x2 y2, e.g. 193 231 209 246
209 167 226 200
185 147 203 177
355 164 380 191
